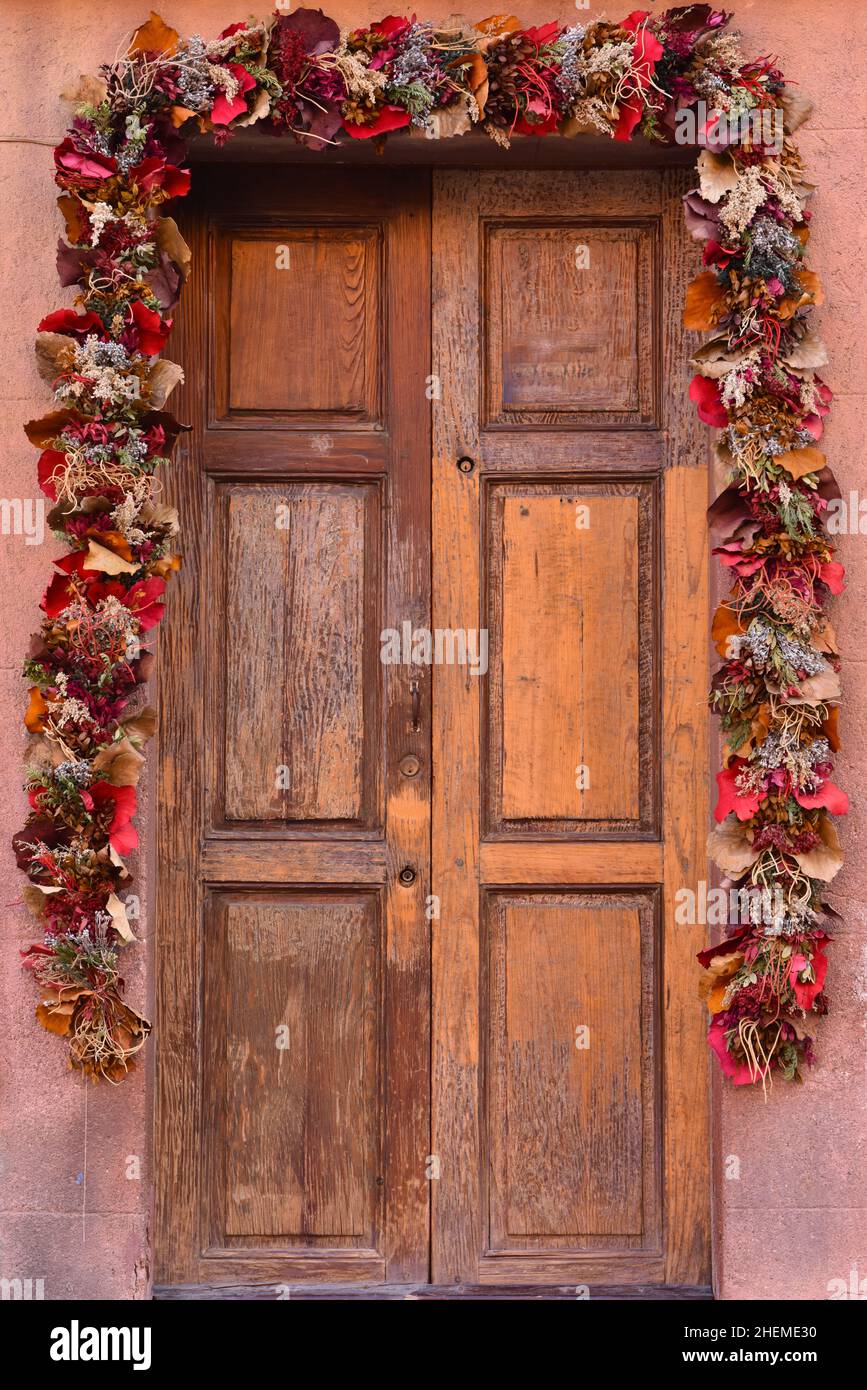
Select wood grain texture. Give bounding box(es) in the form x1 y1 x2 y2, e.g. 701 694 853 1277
155 168 431 1288
485 223 655 426
204 891 380 1246
432 168 708 1289
225 227 380 421
485 893 659 1249
498 489 641 825
660 169 712 1287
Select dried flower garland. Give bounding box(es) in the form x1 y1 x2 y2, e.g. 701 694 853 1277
16 6 840 1086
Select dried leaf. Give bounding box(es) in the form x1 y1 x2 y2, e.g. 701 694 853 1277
813 619 838 655
36 997 76 1036
139 501 179 534
781 86 814 134
475 14 521 36
781 332 828 371
697 149 738 204
23 884 62 919
711 605 744 658
147 359 184 408
794 815 843 882
236 88 271 128
60 73 108 108
777 445 825 480
106 891 137 943
57 194 88 244
92 737 145 787
82 539 139 576
152 552 182 579
24 406 88 448
34 332 75 386
792 667 841 704
122 706 157 744
690 336 746 378
822 705 841 752
707 816 760 876
778 269 824 319
129 11 179 55
25 687 48 733
683 271 727 331
155 217 191 281
699 950 744 1013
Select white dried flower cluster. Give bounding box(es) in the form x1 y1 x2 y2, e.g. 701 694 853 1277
65 337 141 407
720 348 761 410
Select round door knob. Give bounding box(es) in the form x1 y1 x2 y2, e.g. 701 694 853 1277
399 755 421 778
399 866 417 886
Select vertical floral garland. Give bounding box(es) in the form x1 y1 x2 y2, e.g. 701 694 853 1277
14 7 841 1085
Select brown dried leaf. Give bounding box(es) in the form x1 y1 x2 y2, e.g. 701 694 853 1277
129 11 179 55
690 336 746 379
781 332 828 371
777 445 825 480
707 816 760 876
57 194 88 244
106 891 137 943
147 359 184 408
122 707 157 745
792 666 841 704
24 407 88 448
92 737 145 787
61 73 109 108
25 687 48 733
822 705 841 752
711 605 744 658
683 271 727 331
155 217 191 281
34 332 75 386
697 150 738 204
36 998 76 1037
139 501 179 534
82 540 139 576
794 815 843 882
781 86 814 134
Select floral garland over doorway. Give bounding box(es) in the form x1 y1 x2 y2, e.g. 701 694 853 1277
15 7 841 1086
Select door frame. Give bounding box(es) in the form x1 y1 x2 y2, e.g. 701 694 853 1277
152 150 712 1299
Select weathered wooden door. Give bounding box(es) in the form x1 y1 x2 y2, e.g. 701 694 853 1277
155 168 431 1286
155 163 710 1293
431 169 709 1288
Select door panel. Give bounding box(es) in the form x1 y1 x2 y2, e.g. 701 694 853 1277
204 889 381 1248
485 890 659 1250
217 479 380 828
432 169 709 1287
488 478 655 833
156 168 430 1286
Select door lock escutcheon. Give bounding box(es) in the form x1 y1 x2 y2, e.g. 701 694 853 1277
398 866 417 886
399 754 421 778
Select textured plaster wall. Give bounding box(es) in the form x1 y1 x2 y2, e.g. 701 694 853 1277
0 0 864 1301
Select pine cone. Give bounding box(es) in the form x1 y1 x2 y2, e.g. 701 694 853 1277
485 33 538 125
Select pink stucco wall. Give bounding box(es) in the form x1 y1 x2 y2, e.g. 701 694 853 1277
1 0 864 1300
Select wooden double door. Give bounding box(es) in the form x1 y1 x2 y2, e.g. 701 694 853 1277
155 165 710 1292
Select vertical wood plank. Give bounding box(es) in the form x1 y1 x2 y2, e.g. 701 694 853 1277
381 174 432 1281
661 168 711 1286
432 170 483 1282
154 208 208 1282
